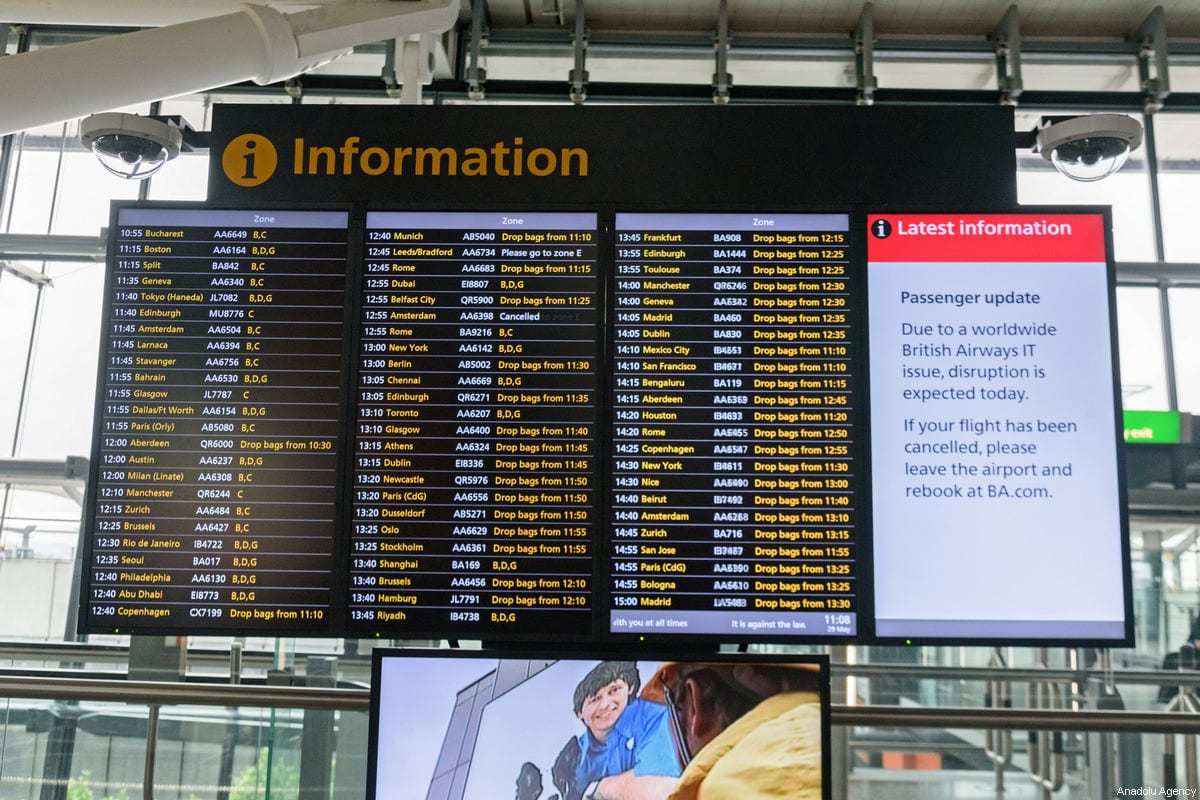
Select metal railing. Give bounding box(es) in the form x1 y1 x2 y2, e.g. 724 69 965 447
2 671 1197 730
2 666 1199 800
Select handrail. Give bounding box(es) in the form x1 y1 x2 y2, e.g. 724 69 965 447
4 653 1198 689
0 675 367 710
834 705 1200 734
839 662 1187 686
3 674 1200 733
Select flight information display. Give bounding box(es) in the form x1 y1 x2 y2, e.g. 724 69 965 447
82 202 1128 646
347 211 600 637
83 207 351 633
608 213 860 638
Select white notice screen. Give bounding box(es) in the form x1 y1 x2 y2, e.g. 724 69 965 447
867 212 1128 642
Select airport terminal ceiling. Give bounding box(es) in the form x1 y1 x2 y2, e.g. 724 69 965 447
6 0 1200 126
7 0 1200 150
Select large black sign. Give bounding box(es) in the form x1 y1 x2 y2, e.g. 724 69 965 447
78 106 1130 645
207 105 1017 208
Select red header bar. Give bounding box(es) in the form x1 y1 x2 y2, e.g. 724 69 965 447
867 213 1107 263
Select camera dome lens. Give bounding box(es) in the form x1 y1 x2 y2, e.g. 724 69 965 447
91 134 170 178
1050 136 1131 182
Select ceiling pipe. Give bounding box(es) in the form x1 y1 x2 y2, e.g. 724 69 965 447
0 0 329 27
0 0 458 136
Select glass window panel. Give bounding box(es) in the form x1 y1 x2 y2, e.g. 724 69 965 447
1 487 80 559
1148 114 1200 262
728 52 854 88
1158 173 1200 263
0 697 49 796
473 50 574 82
16 260 104 459
1168 287 1200 411
157 95 216 131
587 51 711 84
1168 64 1200 92
1020 59 1139 92
0 516 75 640
46 150 141 235
875 54 995 91
145 152 210 201
0 275 38 450
3 140 62 234
1116 286 1169 410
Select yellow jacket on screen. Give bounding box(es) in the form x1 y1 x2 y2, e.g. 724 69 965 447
668 691 822 800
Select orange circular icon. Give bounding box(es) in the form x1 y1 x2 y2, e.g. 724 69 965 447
222 134 278 187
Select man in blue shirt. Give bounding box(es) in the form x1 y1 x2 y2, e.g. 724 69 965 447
570 661 681 800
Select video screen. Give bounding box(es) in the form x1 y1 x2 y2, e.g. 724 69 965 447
369 649 830 800
82 205 351 634
866 211 1130 642
609 213 858 639
348 212 600 638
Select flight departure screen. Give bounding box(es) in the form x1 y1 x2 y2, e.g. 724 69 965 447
84 207 350 633
82 203 1127 645
347 212 600 637
608 213 859 638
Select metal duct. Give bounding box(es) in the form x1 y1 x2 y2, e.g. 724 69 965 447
0 0 457 136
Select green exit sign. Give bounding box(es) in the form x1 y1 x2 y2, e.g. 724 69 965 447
1123 410 1189 444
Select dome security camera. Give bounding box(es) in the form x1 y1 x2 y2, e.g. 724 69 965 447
80 112 183 180
1035 114 1144 183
